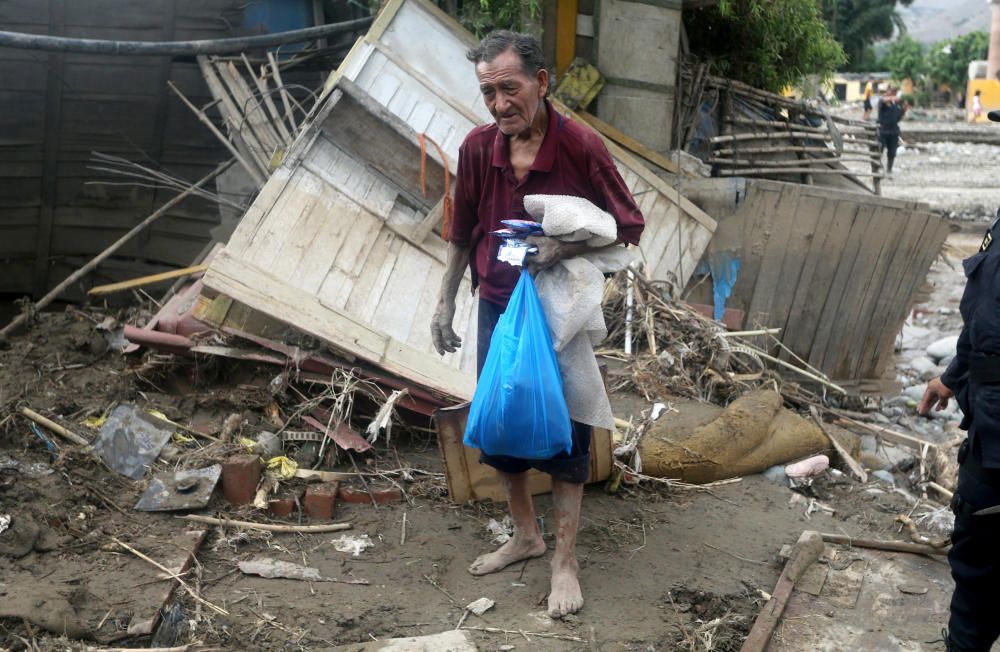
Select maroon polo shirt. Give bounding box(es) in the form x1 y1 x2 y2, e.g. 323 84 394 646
448 100 645 306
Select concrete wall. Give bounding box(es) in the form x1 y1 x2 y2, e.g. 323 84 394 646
596 0 679 152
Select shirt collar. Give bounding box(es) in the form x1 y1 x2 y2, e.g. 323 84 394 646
490 99 559 172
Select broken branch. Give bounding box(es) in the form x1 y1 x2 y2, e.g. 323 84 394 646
178 514 351 533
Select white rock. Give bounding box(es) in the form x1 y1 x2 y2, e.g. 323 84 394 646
903 383 928 401
921 365 946 382
872 470 896 486
465 597 495 616
926 335 960 363
909 356 938 377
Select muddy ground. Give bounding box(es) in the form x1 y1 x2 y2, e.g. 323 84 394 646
0 306 958 652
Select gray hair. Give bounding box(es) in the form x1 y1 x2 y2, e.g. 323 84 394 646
466 30 547 77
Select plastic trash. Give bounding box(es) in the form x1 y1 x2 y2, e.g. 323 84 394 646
464 270 572 459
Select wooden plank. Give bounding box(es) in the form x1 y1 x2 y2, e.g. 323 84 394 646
221 60 282 158
744 185 804 332
763 193 825 340
779 197 840 362
556 0 578 76
866 216 947 377
857 208 930 377
204 249 473 400
808 203 874 374
196 55 269 177
731 186 783 319
578 110 684 176
88 264 208 296
842 206 915 379
372 242 435 342
800 199 862 370
829 205 901 379
32 0 65 296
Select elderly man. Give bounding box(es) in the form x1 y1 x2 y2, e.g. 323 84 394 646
430 30 644 618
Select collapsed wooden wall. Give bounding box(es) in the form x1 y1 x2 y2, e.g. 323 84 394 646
682 178 949 387
0 0 262 298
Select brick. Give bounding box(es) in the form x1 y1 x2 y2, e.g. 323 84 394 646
267 497 296 518
220 454 261 505
303 481 340 520
337 485 403 505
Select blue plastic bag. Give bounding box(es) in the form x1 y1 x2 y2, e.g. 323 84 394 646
464 270 572 459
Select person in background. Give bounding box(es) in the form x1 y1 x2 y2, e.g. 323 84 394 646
862 78 874 120
877 86 907 177
971 90 983 123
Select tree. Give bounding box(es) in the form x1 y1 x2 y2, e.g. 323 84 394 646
684 0 846 94
927 31 990 91
882 34 925 83
822 0 914 71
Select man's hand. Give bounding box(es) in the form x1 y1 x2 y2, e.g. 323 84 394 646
431 297 462 355
525 235 566 275
917 376 954 416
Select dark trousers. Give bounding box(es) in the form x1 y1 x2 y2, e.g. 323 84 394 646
879 132 900 173
948 439 1000 651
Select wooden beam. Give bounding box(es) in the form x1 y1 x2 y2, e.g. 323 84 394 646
555 0 578 77
578 110 686 176
32 0 66 297
88 264 209 296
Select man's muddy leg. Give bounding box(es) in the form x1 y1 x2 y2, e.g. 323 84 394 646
469 471 546 575
548 479 584 618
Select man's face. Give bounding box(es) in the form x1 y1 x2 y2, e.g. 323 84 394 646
475 49 548 136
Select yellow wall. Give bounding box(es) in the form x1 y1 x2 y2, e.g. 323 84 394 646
967 79 1000 122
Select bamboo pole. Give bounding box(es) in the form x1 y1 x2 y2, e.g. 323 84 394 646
718 167 885 178
711 131 833 144
178 514 352 533
168 82 265 185
88 264 209 296
709 156 879 168
726 118 828 134
0 160 232 337
21 407 90 446
820 533 948 556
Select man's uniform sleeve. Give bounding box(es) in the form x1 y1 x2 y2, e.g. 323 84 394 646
585 137 644 246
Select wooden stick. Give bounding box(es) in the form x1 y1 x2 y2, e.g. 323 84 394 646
168 82 265 185
0 160 231 337
714 145 836 156
709 156 879 168
712 131 832 144
928 481 954 501
88 264 209 296
718 167 884 179
243 53 292 144
267 52 298 133
112 537 229 616
820 533 949 556
741 531 824 652
726 117 828 134
461 626 585 643
810 407 867 483
832 416 939 451
178 514 351 533
21 407 90 446
577 110 686 176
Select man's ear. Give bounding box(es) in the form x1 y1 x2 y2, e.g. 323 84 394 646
536 68 549 98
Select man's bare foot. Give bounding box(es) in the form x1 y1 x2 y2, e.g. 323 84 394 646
547 557 583 618
468 535 546 576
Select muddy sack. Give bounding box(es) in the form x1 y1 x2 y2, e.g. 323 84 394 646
464 270 572 459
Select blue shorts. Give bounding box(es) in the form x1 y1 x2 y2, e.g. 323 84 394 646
475 298 591 484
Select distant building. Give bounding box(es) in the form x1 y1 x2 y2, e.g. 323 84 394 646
827 72 892 103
